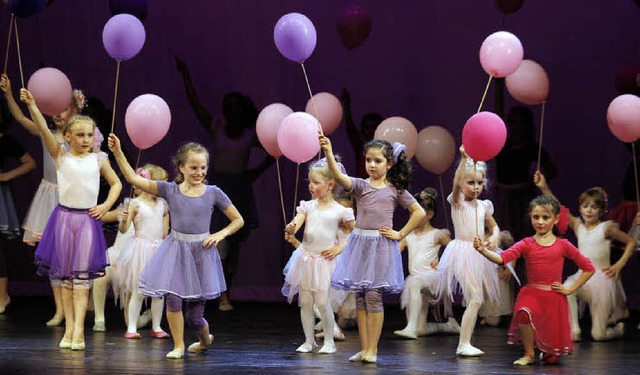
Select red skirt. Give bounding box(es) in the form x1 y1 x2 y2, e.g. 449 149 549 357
507 285 573 356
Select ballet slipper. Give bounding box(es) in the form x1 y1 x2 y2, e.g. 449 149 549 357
362 354 377 363
318 342 336 354
151 329 170 339
71 340 85 351
46 315 65 327
456 344 484 357
393 328 417 339
0 297 10 314
166 349 184 359
188 334 214 353
349 351 364 362
59 337 72 349
513 356 534 366
295 341 317 353
124 332 142 339
93 320 106 332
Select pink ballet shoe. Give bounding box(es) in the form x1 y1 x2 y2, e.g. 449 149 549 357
151 330 170 339
124 332 142 339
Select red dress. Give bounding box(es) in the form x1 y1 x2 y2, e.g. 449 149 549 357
500 237 595 356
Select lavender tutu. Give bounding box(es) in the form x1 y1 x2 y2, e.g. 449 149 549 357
34 205 108 280
331 229 404 293
139 231 226 300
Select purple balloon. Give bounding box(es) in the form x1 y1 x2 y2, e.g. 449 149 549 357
273 13 317 63
109 0 147 21
102 14 146 61
9 0 47 18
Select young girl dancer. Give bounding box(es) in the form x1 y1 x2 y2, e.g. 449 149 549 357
473 195 595 365
436 146 501 357
22 89 122 350
319 135 426 364
535 171 635 341
1 73 85 326
282 158 355 354
108 134 244 359
114 164 170 339
394 187 461 339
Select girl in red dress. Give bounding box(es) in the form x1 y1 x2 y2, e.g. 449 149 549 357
473 195 595 366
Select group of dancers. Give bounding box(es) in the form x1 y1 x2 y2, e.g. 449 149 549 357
0 70 637 366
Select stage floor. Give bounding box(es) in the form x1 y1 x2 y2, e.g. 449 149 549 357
1 297 639 374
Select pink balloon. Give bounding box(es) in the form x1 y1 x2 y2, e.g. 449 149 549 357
305 92 343 136
374 116 418 159
505 59 549 105
124 94 171 150
479 31 524 78
607 94 640 143
256 103 293 158
462 112 507 161
277 112 321 163
27 68 72 116
415 126 456 175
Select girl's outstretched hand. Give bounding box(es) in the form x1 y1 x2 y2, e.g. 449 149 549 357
0 73 10 93
321 245 343 260
89 203 109 219
284 222 296 235
19 88 34 105
551 281 572 295
108 133 122 153
472 236 484 252
204 230 228 248
379 226 401 240
319 134 333 154
533 170 546 189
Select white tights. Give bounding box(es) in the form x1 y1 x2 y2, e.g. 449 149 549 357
458 284 483 348
127 291 164 333
299 289 334 346
404 281 430 333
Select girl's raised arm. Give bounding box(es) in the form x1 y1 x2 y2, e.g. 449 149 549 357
452 147 469 205
533 170 580 231
107 134 158 196
20 89 62 159
319 135 352 190
1 74 38 135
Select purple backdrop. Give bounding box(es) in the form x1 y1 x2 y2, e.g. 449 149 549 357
1 0 639 301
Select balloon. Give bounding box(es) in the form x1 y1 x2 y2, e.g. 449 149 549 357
109 0 147 21
277 112 321 163
305 92 343 135
505 59 549 105
273 13 317 63
374 116 418 159
607 94 640 143
415 126 456 175
9 0 46 18
336 4 372 50
479 31 523 78
124 94 171 149
27 68 72 116
614 65 640 96
102 14 146 61
462 112 507 161
256 103 293 158
495 0 524 15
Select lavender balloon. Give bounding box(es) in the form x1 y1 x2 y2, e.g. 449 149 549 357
273 13 317 63
102 14 146 61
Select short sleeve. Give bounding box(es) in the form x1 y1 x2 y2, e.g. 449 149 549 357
97 151 108 168
398 189 416 209
340 206 355 224
211 185 232 211
482 199 494 217
296 200 312 215
434 229 450 244
155 180 174 201
349 177 367 198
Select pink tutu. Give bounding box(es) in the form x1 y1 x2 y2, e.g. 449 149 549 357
22 179 58 245
282 247 336 304
566 269 627 323
113 236 161 303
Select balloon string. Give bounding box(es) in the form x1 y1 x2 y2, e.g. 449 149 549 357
13 19 24 88
477 74 494 113
438 174 451 233
276 158 287 227
300 62 324 136
3 15 14 74
110 61 121 134
633 143 640 213
474 162 479 237
536 101 546 170
292 163 300 220
129 148 142 199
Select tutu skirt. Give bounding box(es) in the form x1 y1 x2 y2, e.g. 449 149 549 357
139 231 226 300
507 285 573 356
113 236 161 303
0 182 21 238
566 269 627 323
282 247 337 303
34 205 107 280
331 229 404 293
22 179 58 245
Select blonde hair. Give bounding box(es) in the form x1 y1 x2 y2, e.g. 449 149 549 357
140 163 168 181
173 142 209 183
63 115 95 135
309 155 343 197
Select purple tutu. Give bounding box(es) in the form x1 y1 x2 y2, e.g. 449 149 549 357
34 205 107 280
331 229 404 293
139 231 226 300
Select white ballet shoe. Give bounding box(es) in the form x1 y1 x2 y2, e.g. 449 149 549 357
59 337 72 349
46 315 64 327
93 320 106 332
188 334 214 353
513 356 534 366
166 349 184 359
71 340 85 351
349 352 364 362
362 354 377 363
295 341 317 353
456 344 484 357
318 342 336 354
393 328 417 339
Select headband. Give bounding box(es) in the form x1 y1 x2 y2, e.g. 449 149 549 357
392 142 406 163
136 168 151 179
464 157 487 174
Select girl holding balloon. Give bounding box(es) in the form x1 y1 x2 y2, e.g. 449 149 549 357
108 134 244 359
21 88 122 351
319 135 426 364
436 146 501 357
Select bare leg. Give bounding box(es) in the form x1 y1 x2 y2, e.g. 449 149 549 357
365 311 384 357
71 288 89 345
92 268 111 330
0 277 9 313
166 310 185 358
61 287 74 341
47 284 65 326
513 323 535 365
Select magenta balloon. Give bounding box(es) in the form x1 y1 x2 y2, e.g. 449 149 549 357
607 94 640 143
415 126 456 175
479 31 523 78
374 116 418 159
273 13 317 63
505 59 549 105
305 92 343 136
277 112 321 163
462 112 507 161
256 103 293 158
27 67 72 116
102 13 146 61
336 4 372 50
124 94 171 150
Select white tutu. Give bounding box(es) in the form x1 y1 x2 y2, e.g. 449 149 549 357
22 179 58 244
282 247 337 303
566 269 627 323
113 237 161 303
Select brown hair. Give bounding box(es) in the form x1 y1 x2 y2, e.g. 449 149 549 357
173 142 209 183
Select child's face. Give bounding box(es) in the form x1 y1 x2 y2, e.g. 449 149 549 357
65 121 94 155
579 198 602 226
53 104 78 129
179 152 208 186
364 147 391 180
461 170 485 200
529 205 559 236
308 171 333 199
